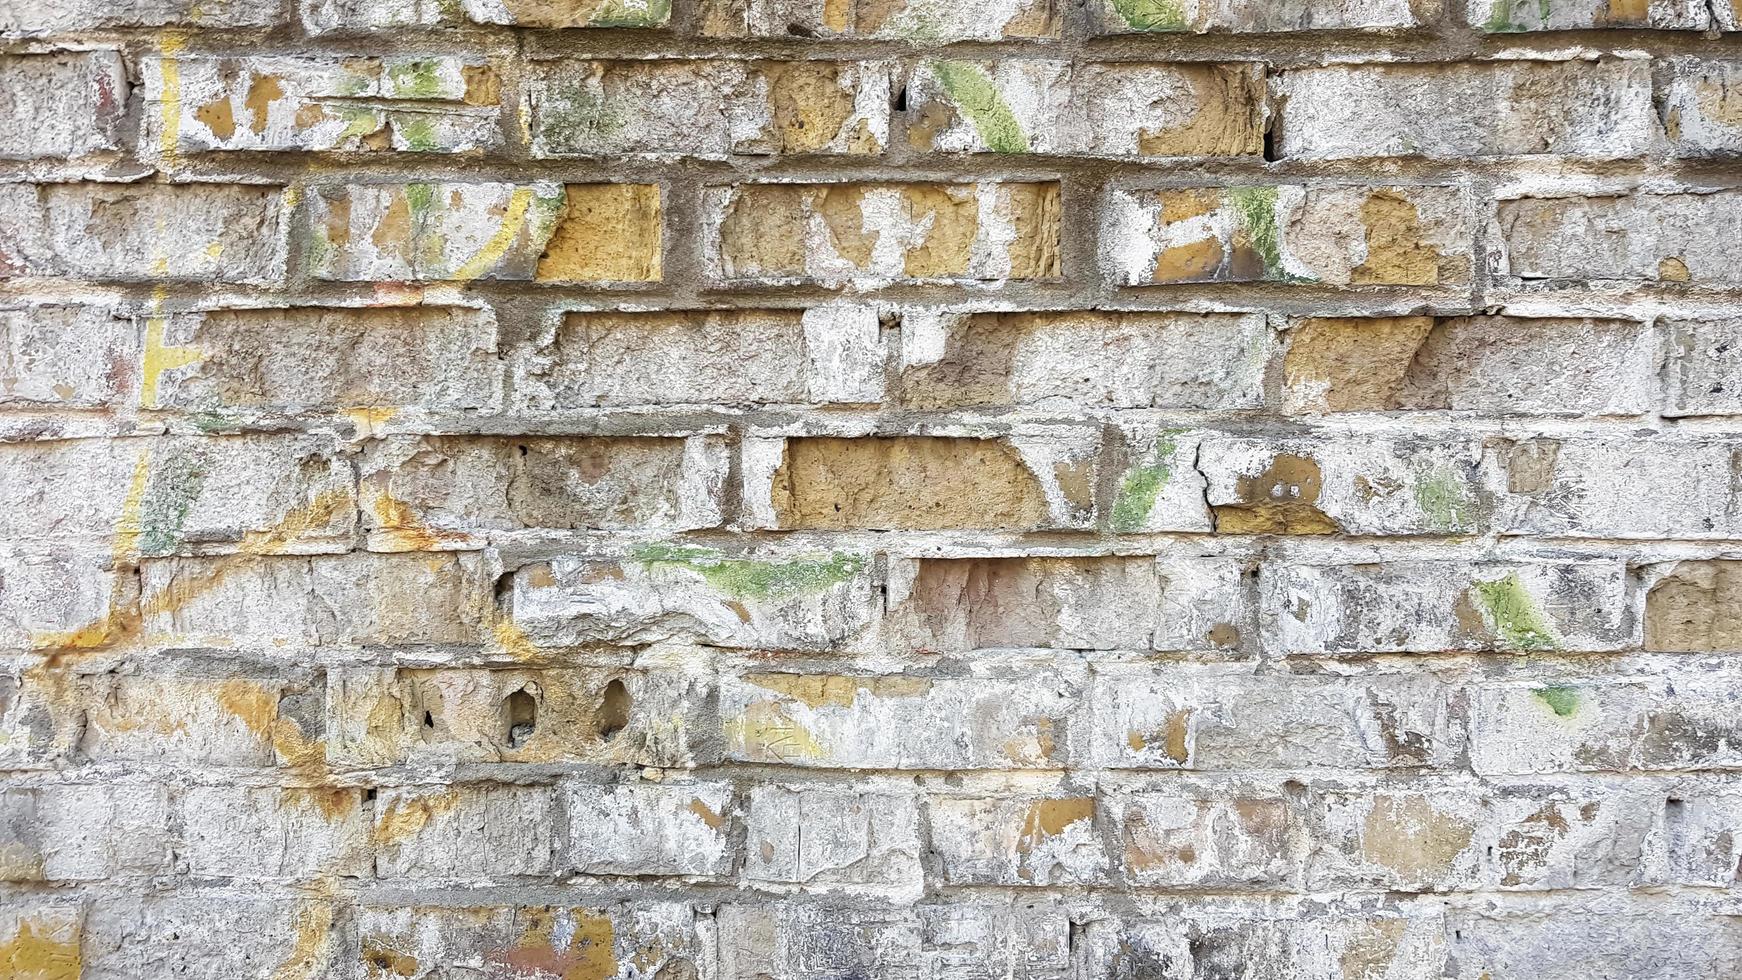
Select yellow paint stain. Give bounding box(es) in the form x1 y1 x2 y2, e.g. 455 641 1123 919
365 490 471 551
270 894 336 980
688 798 725 829
0 918 81 980
344 406 398 438
492 619 541 663
140 291 203 409
204 241 225 261
723 702 825 763
745 673 930 709
1017 797 1095 852
374 789 461 845
496 909 616 980
451 187 534 281
158 32 188 160
239 488 353 555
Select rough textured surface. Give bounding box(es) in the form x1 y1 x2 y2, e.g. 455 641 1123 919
3 3 1740 979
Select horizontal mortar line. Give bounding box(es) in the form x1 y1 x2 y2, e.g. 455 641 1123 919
8 764 1742 787
66 152 1742 185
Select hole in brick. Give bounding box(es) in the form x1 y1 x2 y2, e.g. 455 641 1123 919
786 22 816 36
1263 123 1278 163
598 678 631 741
505 688 537 748
422 710 435 731
363 788 377 803
894 86 908 111
517 443 529 457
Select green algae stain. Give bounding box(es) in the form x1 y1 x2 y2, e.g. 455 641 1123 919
590 0 672 27
930 60 1029 154
1533 685 1584 718
1229 186 1290 281
138 451 210 557
387 59 445 100
1415 468 1475 532
1112 430 1181 532
1471 572 1559 651
1110 0 1189 30
396 117 440 152
540 84 627 153
634 543 867 602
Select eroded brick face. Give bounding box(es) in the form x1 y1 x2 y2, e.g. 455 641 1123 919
4 4 1739 978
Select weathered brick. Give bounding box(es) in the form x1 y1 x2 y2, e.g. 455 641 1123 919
355 903 705 980
530 59 889 157
884 556 1165 651
758 433 1099 530
698 0 1057 39
1488 437 1742 539
505 546 877 651
0 785 171 881
77 673 318 767
906 60 1264 157
304 0 671 30
1107 423 1216 533
1112 787 1299 888
1647 561 1742 652
1108 184 1473 287
525 306 884 408
1305 789 1484 892
1470 0 1707 30
1662 792 1742 886
0 435 356 552
898 310 1271 410
720 671 1080 769
374 783 553 877
151 305 502 414
745 785 923 892
0 306 139 408
139 552 490 648
305 182 661 282
1668 317 1742 415
710 181 1060 283
359 434 728 543
1082 897 1450 980
81 892 345 980
0 53 128 160
1276 61 1657 160
1663 59 1742 156
145 55 500 155
1281 315 1659 415
1261 560 1632 655
179 785 373 878
0 905 83 980
2 0 284 31
1445 896 1742 979
0 183 287 284
0 552 123 652
1085 668 1464 770
562 780 736 876
1496 191 1742 283
929 795 1107 885
1469 670 1742 773
1089 0 1433 33
349 667 713 768
1201 434 1492 536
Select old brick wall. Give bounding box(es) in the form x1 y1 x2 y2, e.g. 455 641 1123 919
3 0 1742 976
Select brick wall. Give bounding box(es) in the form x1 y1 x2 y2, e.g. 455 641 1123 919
3 1 1742 977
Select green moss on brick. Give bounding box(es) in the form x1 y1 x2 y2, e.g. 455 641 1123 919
1110 0 1188 30
1230 186 1287 281
138 451 210 557
1533 685 1584 718
387 59 444 100
540 84 627 153
634 543 867 601
1414 468 1475 532
1112 430 1181 532
930 60 1029 154
589 0 671 27
1471 572 1559 651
